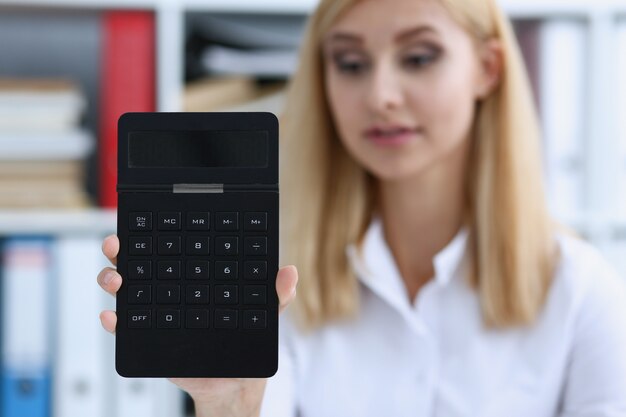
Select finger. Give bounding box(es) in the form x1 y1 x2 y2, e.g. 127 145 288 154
97 267 122 297
99 310 117 334
276 265 298 314
102 235 119 266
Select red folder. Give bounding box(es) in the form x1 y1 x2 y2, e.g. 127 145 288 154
99 11 155 208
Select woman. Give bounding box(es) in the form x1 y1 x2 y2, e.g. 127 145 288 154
98 0 626 415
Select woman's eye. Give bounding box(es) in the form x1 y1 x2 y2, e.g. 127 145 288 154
403 52 439 69
333 56 368 75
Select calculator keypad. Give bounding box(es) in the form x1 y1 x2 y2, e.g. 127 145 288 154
126 210 270 330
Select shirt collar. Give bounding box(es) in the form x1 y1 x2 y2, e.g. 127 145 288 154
346 217 469 296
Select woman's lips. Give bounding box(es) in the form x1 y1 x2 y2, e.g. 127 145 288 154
364 126 422 146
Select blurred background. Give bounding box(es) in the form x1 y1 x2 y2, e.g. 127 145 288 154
0 0 624 416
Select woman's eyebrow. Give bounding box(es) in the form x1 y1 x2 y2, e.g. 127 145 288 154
394 25 437 42
325 32 364 45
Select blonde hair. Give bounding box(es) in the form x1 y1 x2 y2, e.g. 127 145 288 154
281 0 557 329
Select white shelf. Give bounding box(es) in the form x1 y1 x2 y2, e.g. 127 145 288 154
0 209 116 235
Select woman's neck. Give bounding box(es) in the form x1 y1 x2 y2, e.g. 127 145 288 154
377 145 469 303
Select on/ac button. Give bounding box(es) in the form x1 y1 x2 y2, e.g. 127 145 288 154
129 212 152 231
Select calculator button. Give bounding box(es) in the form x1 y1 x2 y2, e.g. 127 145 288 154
244 212 267 231
187 212 210 230
244 285 267 305
158 260 181 279
187 261 210 280
128 285 151 304
245 237 267 256
157 310 180 329
158 212 181 230
215 212 239 231
215 237 238 256
186 309 209 329
157 285 180 304
243 310 267 330
129 237 152 255
215 261 238 280
215 285 238 305
215 309 238 329
158 236 181 255
129 212 152 231
128 310 151 328
187 236 210 255
244 261 267 280
186 285 210 304
128 260 151 280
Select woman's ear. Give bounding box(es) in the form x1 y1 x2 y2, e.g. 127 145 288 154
475 38 503 99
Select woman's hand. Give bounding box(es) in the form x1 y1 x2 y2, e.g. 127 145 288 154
97 234 298 417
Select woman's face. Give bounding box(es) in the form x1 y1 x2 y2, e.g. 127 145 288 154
323 0 500 182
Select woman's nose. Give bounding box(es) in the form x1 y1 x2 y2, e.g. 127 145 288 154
365 61 404 114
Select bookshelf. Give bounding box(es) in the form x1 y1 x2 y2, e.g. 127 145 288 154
0 1 625 417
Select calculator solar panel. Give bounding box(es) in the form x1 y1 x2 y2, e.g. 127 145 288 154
115 112 279 378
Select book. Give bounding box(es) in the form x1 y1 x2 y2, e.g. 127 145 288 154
0 79 86 131
201 46 297 78
99 11 156 208
0 129 94 161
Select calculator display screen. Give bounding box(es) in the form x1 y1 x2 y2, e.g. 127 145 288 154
128 131 269 168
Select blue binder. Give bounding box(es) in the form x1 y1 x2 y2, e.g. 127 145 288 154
0 237 51 417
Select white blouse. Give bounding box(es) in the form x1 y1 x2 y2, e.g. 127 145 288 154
260 219 626 417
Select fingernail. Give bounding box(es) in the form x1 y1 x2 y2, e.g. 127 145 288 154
103 272 115 285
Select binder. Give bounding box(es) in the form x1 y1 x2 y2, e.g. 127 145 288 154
52 236 108 417
539 20 586 223
99 11 156 208
0 237 52 417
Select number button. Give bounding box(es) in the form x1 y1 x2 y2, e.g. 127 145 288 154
244 212 267 231
187 236 210 255
128 285 151 304
186 285 209 304
157 310 180 329
215 212 238 231
245 237 267 256
129 237 152 255
215 261 238 280
158 212 181 230
128 261 151 280
158 260 181 280
158 236 181 255
157 285 180 304
129 212 152 231
187 212 210 230
186 261 210 280
215 285 238 305
215 237 238 256
215 310 237 329
244 261 267 280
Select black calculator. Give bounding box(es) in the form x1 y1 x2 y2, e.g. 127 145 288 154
115 112 279 378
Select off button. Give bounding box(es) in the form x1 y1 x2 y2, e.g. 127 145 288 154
128 310 151 328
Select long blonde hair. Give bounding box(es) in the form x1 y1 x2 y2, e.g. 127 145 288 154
281 0 556 329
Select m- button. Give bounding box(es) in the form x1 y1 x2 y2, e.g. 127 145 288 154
158 212 181 230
